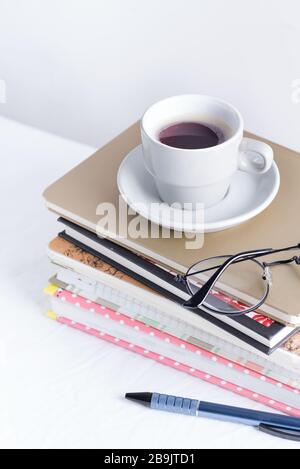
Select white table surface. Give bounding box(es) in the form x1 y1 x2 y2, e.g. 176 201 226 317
0 116 298 449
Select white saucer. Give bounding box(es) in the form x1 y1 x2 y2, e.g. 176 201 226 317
117 145 280 233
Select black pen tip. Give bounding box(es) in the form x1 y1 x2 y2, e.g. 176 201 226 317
125 392 153 407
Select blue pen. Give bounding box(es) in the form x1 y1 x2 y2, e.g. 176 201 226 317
125 392 300 441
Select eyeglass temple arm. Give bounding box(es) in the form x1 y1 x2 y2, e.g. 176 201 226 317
186 244 300 278
184 244 300 309
265 256 300 267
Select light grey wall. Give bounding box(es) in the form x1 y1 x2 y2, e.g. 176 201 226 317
0 0 300 150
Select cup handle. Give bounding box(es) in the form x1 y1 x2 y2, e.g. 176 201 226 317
238 137 274 174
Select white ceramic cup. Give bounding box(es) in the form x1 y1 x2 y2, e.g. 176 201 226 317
141 95 274 208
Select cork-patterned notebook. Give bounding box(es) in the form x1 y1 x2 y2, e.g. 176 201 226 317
43 122 300 323
49 236 154 294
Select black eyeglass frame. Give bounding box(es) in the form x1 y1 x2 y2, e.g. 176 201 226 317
179 243 300 316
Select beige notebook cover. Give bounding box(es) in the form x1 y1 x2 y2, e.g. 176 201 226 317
43 122 300 323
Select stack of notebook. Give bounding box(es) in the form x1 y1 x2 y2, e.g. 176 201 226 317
43 122 300 416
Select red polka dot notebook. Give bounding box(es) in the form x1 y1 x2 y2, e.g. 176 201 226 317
45 285 300 418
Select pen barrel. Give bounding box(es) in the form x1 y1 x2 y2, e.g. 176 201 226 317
151 393 199 416
198 401 300 431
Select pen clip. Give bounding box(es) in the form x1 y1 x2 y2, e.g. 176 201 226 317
259 424 300 442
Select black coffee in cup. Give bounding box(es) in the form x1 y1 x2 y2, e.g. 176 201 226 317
159 122 225 150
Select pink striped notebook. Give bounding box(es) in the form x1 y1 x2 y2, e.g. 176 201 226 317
45 285 300 417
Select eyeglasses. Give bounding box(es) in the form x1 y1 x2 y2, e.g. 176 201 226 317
176 244 300 317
